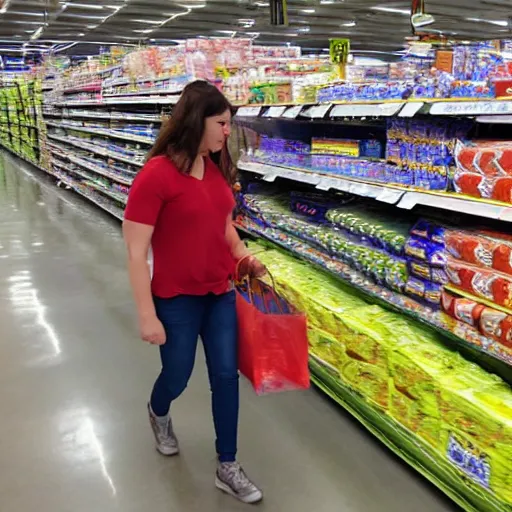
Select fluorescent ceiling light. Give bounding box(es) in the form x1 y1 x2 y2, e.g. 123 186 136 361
133 29 154 33
371 6 410 14
466 17 508 26
176 2 206 7
86 24 99 28
0 0 11 14
298 26 310 33
239 18 255 27
61 2 119 9
301 8 315 13
30 27 44 40
131 19 166 24
255 2 270 6
8 11 45 17
341 21 356 27
320 0 335 4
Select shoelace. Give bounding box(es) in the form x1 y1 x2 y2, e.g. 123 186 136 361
222 463 252 490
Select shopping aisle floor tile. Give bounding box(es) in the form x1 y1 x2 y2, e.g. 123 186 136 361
0 151 460 512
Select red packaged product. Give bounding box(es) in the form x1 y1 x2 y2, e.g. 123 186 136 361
445 230 512 277
491 176 512 204
445 231 494 268
479 308 512 349
441 290 485 328
453 172 483 198
446 258 512 309
455 140 512 177
456 146 477 173
441 289 456 316
475 149 501 177
496 150 512 174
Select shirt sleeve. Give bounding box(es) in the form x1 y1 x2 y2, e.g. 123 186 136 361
124 158 167 226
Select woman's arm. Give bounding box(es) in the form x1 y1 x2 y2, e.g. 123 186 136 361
123 219 166 345
226 215 266 277
226 216 251 261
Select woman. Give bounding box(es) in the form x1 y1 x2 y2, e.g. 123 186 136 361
123 80 265 504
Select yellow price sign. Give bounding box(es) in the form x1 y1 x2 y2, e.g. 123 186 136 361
329 38 350 65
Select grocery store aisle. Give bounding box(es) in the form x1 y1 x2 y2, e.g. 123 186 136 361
0 150 459 512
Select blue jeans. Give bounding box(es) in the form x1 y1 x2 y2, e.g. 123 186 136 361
150 291 239 463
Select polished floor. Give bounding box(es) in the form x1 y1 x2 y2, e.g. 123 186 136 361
0 150 460 512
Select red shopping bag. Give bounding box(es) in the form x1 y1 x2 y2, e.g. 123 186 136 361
235 269 310 395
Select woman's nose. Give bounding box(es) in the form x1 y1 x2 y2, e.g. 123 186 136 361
223 125 231 137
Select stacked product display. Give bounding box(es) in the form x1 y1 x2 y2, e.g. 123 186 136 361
0 77 42 166
2 38 512 512
250 242 512 510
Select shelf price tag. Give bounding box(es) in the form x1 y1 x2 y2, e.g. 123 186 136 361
376 188 404 204
499 207 512 222
303 104 332 119
330 103 404 118
235 106 262 117
397 192 418 210
263 106 287 118
262 172 278 182
398 102 425 117
430 101 512 116
282 105 303 119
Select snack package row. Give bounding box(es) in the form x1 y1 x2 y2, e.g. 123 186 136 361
445 229 512 277
446 258 512 310
455 140 512 177
453 172 512 204
251 242 512 505
325 205 412 256
442 290 512 349
240 193 408 293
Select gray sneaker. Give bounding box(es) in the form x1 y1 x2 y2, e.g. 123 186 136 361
216 462 263 504
147 403 179 456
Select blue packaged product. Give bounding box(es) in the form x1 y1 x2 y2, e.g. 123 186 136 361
404 236 446 267
404 276 442 305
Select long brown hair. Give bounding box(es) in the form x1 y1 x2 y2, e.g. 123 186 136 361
146 80 235 184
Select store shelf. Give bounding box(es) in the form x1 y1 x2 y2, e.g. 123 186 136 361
54 96 180 107
84 180 128 204
67 154 133 186
47 133 144 167
102 86 183 97
234 98 512 120
238 158 512 222
44 110 163 123
309 358 510 512
236 218 512 381
49 144 133 186
46 121 155 144
62 84 102 94
3 134 125 222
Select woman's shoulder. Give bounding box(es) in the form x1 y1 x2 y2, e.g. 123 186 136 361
143 155 178 173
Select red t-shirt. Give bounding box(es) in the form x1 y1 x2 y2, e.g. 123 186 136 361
124 155 236 298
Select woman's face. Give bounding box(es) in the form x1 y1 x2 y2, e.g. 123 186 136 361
201 109 232 154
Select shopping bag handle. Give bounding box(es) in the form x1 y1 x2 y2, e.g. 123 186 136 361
235 255 283 313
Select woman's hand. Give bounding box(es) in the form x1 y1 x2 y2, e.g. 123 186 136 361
139 315 166 345
248 256 267 278
237 255 267 279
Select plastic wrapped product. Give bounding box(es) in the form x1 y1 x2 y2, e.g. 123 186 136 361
340 358 390 409
405 236 447 267
453 171 484 198
479 308 512 349
404 277 442 305
446 258 512 309
308 327 347 374
441 290 485 328
409 260 448 284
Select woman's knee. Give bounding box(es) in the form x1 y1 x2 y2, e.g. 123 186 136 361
155 370 190 401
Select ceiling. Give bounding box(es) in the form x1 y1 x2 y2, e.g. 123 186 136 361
0 0 511 55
